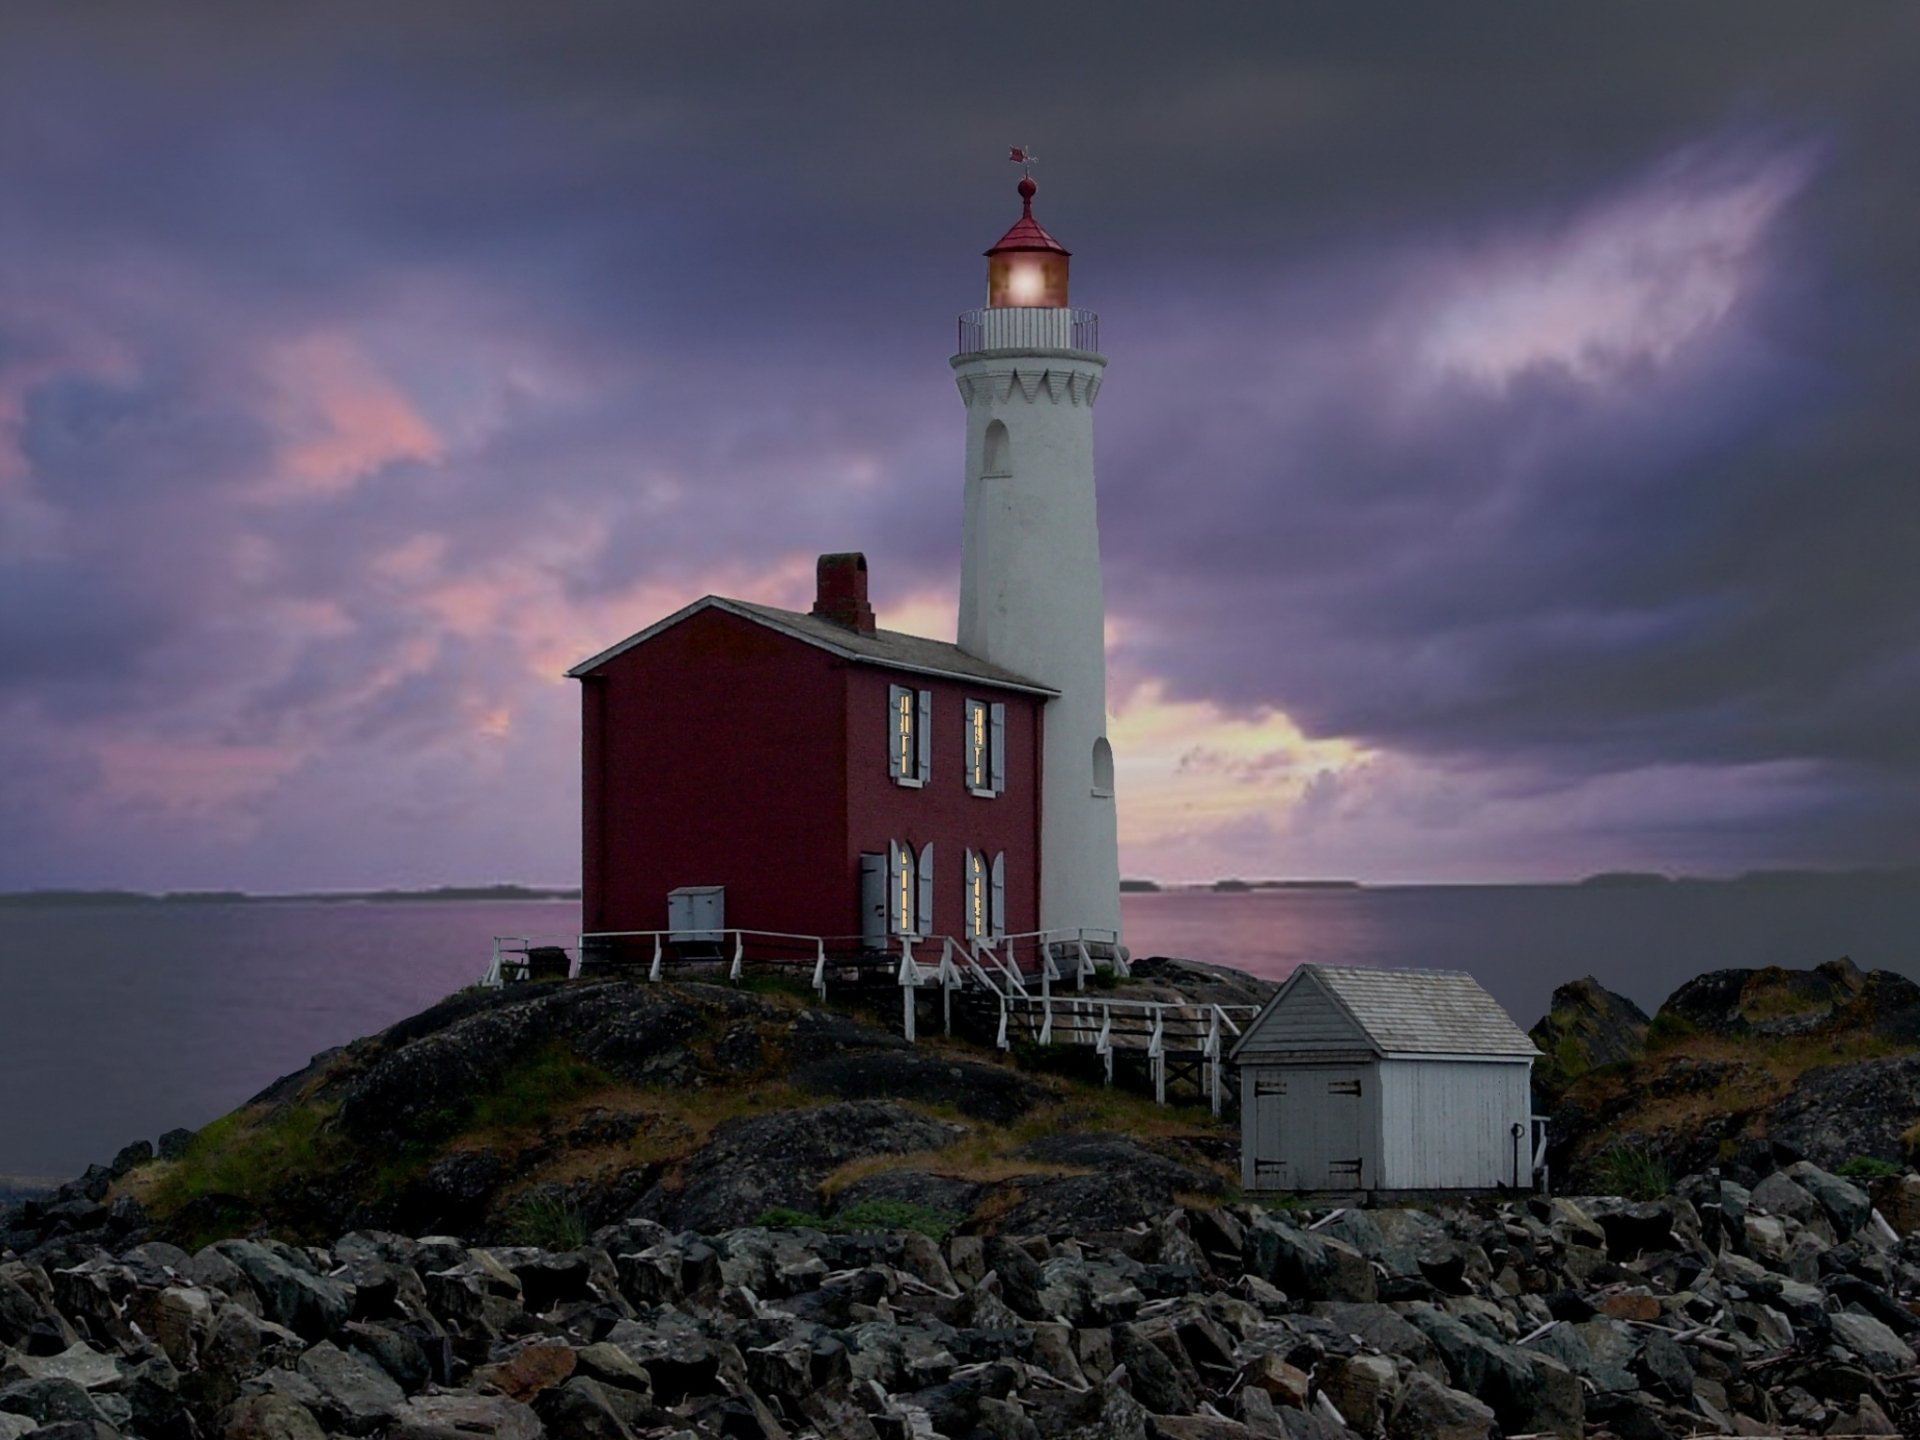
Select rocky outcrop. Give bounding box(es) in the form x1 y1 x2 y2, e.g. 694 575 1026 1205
1528 977 1649 1106
3 1156 1919 1438
1661 958 1920 1041
632 1101 966 1232
1547 960 1920 1187
1125 956 1278 1010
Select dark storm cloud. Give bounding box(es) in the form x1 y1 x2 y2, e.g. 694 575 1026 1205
1 1 1917 885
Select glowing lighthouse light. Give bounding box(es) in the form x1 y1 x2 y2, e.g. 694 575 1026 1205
985 175 1070 309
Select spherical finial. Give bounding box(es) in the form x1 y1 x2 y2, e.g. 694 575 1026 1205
1017 175 1037 206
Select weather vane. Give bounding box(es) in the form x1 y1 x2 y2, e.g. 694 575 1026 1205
1008 146 1038 178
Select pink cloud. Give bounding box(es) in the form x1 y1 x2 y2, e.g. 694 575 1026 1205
257 333 444 500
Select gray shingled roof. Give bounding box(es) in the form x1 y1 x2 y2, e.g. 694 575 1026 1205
1308 965 1539 1057
566 596 1057 695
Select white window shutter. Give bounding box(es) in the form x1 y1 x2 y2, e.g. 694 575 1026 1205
888 840 902 932
887 685 909 780
917 842 934 937
990 851 1006 938
963 700 980 785
916 689 932 782
963 849 977 939
989 702 1006 794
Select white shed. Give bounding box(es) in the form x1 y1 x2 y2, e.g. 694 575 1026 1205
1229 965 1540 1195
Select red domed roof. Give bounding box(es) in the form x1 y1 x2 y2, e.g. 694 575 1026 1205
985 177 1069 257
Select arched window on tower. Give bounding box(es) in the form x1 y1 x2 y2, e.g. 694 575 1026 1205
982 420 1011 478
1091 736 1114 797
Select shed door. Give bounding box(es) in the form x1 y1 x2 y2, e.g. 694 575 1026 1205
858 853 888 950
1262 1064 1370 1191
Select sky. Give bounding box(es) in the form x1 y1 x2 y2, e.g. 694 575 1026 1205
2 2 1917 889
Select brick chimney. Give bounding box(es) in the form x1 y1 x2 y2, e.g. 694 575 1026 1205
811 552 875 634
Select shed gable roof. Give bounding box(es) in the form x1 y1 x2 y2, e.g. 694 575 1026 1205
566 596 1058 696
1231 964 1539 1062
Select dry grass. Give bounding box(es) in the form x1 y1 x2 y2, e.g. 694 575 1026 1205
1567 1023 1917 1169
815 1086 1234 1201
967 1185 1029 1229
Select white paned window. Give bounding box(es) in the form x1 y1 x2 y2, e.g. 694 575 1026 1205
964 699 1007 797
916 842 934 938
889 684 933 787
990 851 1006 938
889 840 916 936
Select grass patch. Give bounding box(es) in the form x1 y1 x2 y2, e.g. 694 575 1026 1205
1591 1142 1672 1201
1835 1156 1903 1181
135 1104 334 1215
503 1193 591 1249
1645 1012 1698 1049
733 972 820 1004
462 1044 616 1138
1738 980 1829 1022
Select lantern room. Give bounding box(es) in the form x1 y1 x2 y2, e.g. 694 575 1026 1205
985 177 1070 309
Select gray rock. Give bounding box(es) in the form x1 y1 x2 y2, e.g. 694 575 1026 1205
340 1321 428 1392
1750 1171 1823 1228
1783 1161 1872 1235
1318 1353 1396 1434
1112 1323 1196 1415
4 1345 121 1393
0 1414 32 1440
384 1393 543 1440
1400 1304 1572 1436
1386 1369 1495 1440
210 1242 350 1342
0 1377 104 1427
1025 1379 1151 1440
293 1340 404 1435
1567 1317 1640 1393
532 1376 637 1440
222 1392 327 1440
1829 1311 1916 1374
1245 1218 1375 1303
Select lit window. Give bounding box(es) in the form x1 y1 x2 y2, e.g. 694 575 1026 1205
965 849 1005 941
890 840 915 936
890 839 934 937
888 684 932 787
964 699 1005 797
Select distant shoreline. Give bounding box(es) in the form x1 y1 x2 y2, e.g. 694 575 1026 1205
3 867 1917 911
0 884 582 910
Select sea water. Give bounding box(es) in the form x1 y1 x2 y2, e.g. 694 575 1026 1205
3 878 1917 1182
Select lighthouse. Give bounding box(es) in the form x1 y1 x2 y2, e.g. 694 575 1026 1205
954 173 1122 944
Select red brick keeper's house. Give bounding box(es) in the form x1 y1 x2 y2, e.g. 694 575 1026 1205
567 553 1052 956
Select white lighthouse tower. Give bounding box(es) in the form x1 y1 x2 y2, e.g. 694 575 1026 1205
954 172 1122 945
